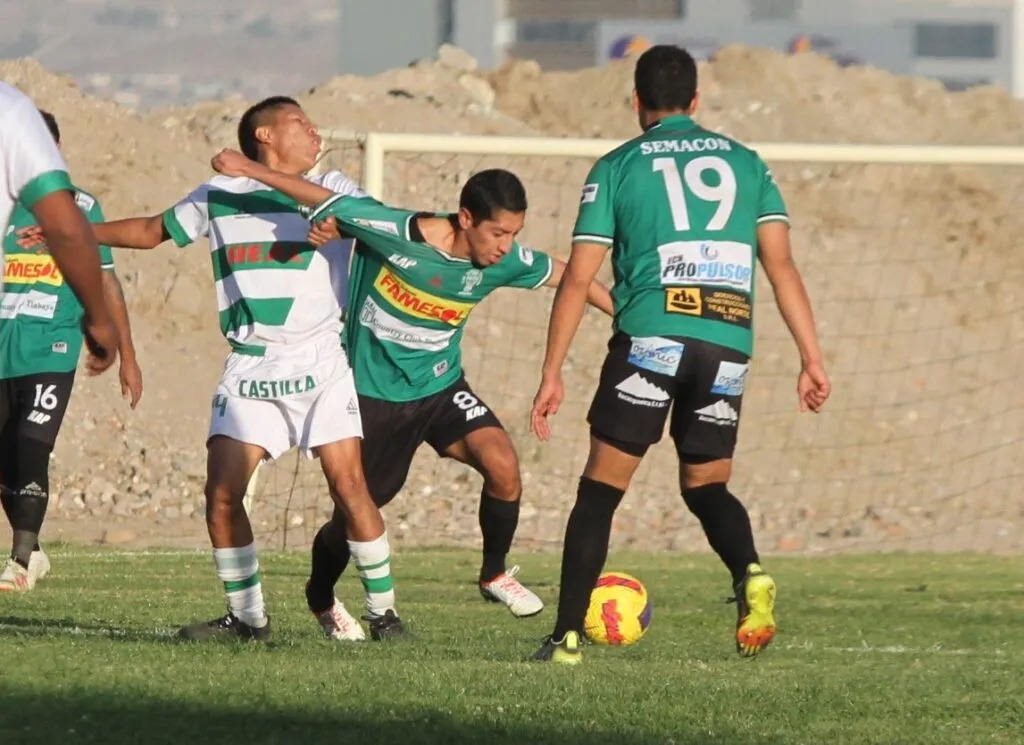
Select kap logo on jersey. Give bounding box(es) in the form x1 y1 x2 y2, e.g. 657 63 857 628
658 241 752 292
710 361 748 396
627 337 684 376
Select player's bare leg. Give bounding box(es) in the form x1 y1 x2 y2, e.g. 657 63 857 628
317 438 404 640
444 427 543 617
179 435 269 642
680 458 775 657
533 436 644 663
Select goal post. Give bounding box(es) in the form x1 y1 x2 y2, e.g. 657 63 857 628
269 129 1024 557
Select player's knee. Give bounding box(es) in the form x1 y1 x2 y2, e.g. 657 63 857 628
326 466 370 505
203 480 243 518
679 455 732 491
481 448 521 500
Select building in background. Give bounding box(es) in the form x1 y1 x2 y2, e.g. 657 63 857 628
0 0 1017 107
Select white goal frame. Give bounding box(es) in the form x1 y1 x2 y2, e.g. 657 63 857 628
355 131 1024 200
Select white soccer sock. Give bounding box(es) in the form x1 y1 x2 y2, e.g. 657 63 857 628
348 531 396 617
213 544 268 628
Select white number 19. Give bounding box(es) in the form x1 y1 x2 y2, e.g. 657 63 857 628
652 155 737 232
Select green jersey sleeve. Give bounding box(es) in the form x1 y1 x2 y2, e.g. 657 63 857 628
162 183 212 247
76 191 114 268
501 244 554 290
572 157 615 247
309 193 412 259
755 156 789 225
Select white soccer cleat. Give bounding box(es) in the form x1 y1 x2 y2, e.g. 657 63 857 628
480 565 545 618
28 548 51 585
314 598 367 641
0 558 32 592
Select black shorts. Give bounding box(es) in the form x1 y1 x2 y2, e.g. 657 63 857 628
587 332 749 460
359 376 503 507
0 371 76 477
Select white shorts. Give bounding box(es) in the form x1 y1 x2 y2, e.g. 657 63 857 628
207 337 362 460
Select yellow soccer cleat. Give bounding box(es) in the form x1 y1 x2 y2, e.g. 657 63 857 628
530 630 583 665
734 563 777 657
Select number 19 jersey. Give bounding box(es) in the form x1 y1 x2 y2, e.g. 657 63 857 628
573 114 789 356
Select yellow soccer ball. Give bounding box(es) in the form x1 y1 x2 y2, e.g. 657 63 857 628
583 571 652 646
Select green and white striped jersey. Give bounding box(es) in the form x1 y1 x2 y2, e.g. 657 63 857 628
162 171 361 356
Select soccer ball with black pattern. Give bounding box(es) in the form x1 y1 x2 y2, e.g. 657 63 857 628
583 571 652 646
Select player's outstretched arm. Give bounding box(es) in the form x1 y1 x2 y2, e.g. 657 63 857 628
17 214 169 250
757 221 831 413
531 242 608 440
211 149 333 207
545 258 614 317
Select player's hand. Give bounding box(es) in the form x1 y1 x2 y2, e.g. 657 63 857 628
211 148 254 178
530 372 564 441
15 225 46 249
308 216 340 247
119 355 144 409
798 360 831 413
80 315 119 376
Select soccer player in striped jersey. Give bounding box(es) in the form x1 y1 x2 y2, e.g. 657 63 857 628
63 97 400 642
208 150 613 636
529 46 831 663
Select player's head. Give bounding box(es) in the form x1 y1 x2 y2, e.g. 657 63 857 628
237 96 321 173
457 169 528 266
38 109 61 147
632 45 699 130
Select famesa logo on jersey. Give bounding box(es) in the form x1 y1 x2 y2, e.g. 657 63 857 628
710 361 748 396
373 268 474 326
580 183 599 204
3 254 63 286
627 336 684 376
658 241 752 292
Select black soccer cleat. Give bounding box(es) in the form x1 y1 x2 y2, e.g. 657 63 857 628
177 612 271 642
363 609 408 641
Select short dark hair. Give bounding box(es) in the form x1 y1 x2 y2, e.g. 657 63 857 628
459 169 528 224
38 109 60 144
237 96 299 160
634 45 698 112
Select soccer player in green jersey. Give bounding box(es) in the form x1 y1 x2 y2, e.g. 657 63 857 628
18 98 403 642
209 149 613 637
529 45 831 663
0 111 141 592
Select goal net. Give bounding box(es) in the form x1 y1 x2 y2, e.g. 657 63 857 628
249 133 1024 557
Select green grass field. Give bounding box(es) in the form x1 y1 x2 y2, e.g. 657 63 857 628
0 548 1021 745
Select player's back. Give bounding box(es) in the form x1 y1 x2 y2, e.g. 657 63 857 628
577 114 788 356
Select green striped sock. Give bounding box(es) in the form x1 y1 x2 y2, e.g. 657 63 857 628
349 532 396 617
213 544 267 628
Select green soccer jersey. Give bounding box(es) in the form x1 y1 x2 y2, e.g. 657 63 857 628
573 114 789 356
309 194 554 402
0 188 114 378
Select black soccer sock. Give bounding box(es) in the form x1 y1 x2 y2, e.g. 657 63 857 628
552 477 625 641
10 483 49 569
682 482 760 587
306 517 351 614
478 491 520 582
7 439 51 568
